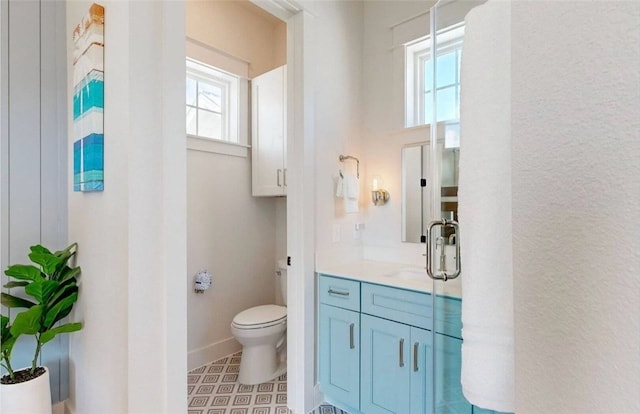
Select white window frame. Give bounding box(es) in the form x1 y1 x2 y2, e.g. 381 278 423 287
186 58 241 145
405 23 465 128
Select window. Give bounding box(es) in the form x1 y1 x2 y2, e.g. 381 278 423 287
186 58 240 143
405 24 465 128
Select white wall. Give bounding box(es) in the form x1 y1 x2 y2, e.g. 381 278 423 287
186 0 286 78
308 0 366 269
187 151 281 369
360 0 435 265
67 1 187 413
511 1 640 412
0 0 69 402
185 0 287 370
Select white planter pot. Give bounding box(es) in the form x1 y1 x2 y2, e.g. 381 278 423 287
0 366 52 414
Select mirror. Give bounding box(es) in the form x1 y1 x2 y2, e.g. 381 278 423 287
401 132 459 243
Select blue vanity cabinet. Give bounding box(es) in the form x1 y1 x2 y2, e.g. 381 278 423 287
318 275 362 411
360 282 437 414
360 314 412 414
318 273 472 414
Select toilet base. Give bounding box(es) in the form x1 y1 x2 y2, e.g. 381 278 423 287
238 344 287 385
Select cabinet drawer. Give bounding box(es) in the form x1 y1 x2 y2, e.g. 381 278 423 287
435 296 462 339
361 283 432 330
319 275 361 311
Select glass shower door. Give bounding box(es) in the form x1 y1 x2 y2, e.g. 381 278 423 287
425 1 479 413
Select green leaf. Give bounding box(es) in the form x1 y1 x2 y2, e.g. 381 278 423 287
52 243 77 277
3 281 29 289
30 245 52 255
1 334 17 355
53 266 81 284
4 264 43 282
1 293 36 309
0 315 9 338
24 280 60 304
44 293 78 328
40 322 82 345
10 305 43 336
47 282 77 309
28 252 63 276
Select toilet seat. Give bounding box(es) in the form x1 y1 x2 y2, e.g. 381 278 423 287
232 305 287 330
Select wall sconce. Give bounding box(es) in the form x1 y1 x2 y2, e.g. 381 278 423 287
371 176 390 206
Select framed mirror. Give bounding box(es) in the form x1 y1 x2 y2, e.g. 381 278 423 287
401 133 459 243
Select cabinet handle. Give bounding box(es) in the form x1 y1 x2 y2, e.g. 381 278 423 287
413 342 419 372
277 169 282 187
283 168 287 187
349 323 355 349
328 289 349 297
399 338 405 367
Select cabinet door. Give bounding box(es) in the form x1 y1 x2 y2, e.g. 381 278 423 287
319 304 360 410
251 65 286 196
410 327 433 414
435 333 472 414
361 314 411 414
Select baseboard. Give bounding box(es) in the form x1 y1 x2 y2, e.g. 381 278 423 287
53 400 66 414
188 336 242 371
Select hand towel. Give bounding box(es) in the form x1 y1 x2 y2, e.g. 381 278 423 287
344 173 359 214
458 1 514 412
336 174 344 198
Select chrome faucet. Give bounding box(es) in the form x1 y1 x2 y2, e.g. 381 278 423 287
448 233 456 245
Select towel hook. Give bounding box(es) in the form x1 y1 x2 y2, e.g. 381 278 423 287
339 154 359 179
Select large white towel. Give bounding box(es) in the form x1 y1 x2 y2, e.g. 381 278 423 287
458 1 514 412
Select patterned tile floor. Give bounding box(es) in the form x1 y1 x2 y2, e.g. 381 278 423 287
187 352 348 414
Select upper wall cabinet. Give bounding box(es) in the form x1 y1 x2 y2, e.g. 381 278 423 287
251 65 287 197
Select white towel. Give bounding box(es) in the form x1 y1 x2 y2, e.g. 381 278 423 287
344 173 359 214
458 1 514 412
336 174 344 198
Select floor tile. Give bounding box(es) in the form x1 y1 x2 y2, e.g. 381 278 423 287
188 353 347 414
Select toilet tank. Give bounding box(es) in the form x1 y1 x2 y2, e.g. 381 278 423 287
277 259 288 306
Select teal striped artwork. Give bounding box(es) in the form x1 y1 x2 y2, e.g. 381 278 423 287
72 3 104 192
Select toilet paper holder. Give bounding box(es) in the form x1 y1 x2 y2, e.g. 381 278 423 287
194 270 212 293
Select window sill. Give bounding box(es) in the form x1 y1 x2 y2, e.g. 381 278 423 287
187 135 250 157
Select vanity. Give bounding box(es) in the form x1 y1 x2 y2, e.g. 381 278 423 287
317 261 498 414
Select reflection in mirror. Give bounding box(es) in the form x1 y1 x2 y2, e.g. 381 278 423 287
401 136 459 244
401 144 427 243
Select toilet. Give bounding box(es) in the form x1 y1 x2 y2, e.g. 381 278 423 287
231 259 287 385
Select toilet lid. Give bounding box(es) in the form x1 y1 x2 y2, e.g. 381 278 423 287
233 305 287 327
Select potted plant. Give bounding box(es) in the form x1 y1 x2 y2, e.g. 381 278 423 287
0 243 82 414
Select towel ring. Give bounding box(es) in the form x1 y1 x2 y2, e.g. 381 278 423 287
339 155 359 178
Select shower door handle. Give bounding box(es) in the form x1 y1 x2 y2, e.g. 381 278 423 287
426 219 461 281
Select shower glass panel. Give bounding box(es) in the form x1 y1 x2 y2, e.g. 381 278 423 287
426 1 482 413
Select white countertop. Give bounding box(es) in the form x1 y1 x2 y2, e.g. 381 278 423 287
316 260 462 299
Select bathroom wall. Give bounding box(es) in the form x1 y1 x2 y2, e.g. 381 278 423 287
66 1 187 412
185 0 288 370
359 0 435 265
511 1 640 412
186 0 286 78
309 0 367 268
0 0 69 402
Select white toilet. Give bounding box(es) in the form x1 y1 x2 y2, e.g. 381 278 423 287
231 259 287 385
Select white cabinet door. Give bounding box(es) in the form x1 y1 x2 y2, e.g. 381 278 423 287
251 65 286 196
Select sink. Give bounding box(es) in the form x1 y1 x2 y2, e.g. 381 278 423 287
385 267 428 281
